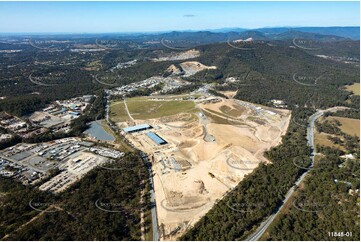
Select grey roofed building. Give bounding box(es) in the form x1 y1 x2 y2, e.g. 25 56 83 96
122 124 152 133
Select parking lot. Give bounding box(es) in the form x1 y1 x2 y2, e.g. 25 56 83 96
0 137 124 189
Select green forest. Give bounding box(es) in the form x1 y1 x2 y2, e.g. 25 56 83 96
265 135 359 240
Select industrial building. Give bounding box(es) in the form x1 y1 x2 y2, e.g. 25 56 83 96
146 132 167 145
122 124 152 133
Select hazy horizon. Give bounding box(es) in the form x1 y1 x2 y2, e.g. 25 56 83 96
0 1 359 33
0 25 360 35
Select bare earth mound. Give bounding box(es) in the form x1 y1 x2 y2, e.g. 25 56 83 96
153 49 200 62
179 61 217 77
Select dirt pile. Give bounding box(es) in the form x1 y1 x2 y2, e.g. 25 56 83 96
153 49 200 62
166 64 182 76
179 61 217 77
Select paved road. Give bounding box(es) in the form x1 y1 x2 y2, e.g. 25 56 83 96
197 110 215 142
105 94 159 240
246 110 324 241
141 153 159 241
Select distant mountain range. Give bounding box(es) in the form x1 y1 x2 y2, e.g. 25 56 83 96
138 28 355 46
2 26 359 40
209 26 360 40
105 26 360 43
237 30 346 41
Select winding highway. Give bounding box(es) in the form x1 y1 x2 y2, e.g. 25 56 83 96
246 110 324 241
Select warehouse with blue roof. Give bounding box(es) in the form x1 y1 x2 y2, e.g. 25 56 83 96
146 132 167 145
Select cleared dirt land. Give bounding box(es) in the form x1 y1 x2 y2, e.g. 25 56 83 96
179 61 217 77
110 95 291 240
152 49 200 62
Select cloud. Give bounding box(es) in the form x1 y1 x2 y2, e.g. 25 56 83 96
183 14 196 18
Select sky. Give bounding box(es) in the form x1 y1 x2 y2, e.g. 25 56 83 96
0 1 359 33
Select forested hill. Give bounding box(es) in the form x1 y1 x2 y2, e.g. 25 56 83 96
187 40 359 110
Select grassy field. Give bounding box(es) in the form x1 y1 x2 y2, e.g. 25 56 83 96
345 83 360 96
109 101 129 122
314 132 345 151
128 100 196 120
315 116 359 151
326 116 360 137
110 97 196 121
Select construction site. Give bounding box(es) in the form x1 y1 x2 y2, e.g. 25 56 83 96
110 94 291 240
